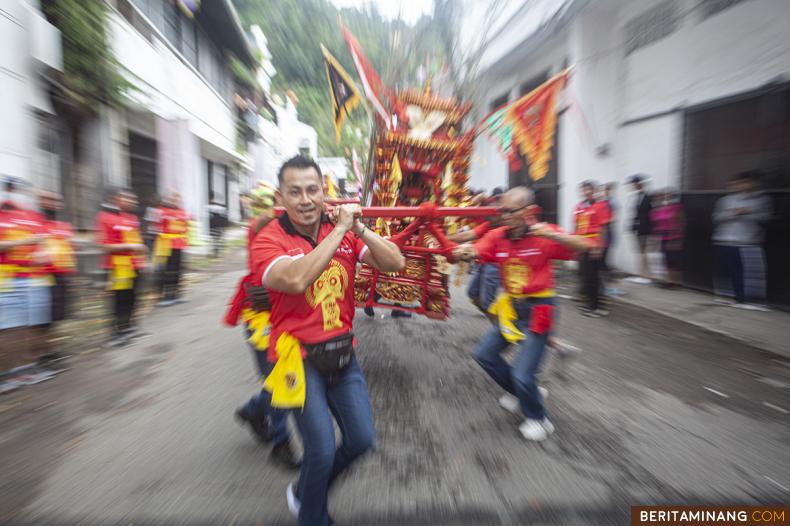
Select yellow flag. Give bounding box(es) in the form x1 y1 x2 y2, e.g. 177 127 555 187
263 332 306 409
325 175 339 198
387 153 402 207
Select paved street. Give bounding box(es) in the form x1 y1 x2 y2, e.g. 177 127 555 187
2 250 789 526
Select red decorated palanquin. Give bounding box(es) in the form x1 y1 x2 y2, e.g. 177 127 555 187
355 88 474 319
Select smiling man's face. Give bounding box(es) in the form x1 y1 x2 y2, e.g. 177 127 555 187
278 166 324 228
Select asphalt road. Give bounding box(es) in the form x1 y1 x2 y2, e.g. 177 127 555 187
1 250 788 525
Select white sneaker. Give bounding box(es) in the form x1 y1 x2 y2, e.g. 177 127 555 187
499 393 520 414
519 418 553 441
286 482 301 518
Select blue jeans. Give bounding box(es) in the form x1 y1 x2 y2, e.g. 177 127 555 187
474 298 553 420
294 357 375 526
242 331 290 447
467 263 500 312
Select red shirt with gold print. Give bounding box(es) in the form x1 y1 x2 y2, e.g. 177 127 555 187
0 207 48 277
250 214 367 362
157 206 190 250
95 210 145 269
475 225 574 297
44 219 77 274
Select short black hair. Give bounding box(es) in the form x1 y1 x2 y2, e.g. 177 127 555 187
581 180 596 189
277 155 323 186
490 187 504 197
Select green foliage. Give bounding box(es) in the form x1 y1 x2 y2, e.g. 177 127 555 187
229 54 260 91
42 0 130 113
233 0 447 160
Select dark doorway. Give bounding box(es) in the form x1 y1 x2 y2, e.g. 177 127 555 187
683 84 790 306
128 132 159 217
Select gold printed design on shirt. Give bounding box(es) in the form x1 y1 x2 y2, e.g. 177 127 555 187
503 258 530 294
306 259 348 331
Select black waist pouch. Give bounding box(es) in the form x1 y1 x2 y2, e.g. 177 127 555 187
304 333 355 375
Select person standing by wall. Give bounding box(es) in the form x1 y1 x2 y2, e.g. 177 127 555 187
0 177 52 376
39 190 76 363
154 192 190 306
651 189 685 288
712 171 772 310
95 188 148 347
627 174 653 283
574 181 608 317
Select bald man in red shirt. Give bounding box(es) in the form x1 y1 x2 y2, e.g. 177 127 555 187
455 186 591 442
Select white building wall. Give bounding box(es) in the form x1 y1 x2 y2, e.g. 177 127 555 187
620 0 790 122
0 1 61 188
108 6 245 235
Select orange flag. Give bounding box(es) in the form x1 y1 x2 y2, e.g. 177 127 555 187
507 70 569 182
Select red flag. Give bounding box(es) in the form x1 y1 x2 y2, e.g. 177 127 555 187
342 26 392 130
507 70 569 182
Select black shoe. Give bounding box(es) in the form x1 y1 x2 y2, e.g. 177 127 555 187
363 306 375 317
271 441 301 470
235 408 272 443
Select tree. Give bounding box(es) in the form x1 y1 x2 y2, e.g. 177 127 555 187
42 0 132 226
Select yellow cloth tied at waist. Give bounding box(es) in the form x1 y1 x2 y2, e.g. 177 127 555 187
263 332 306 409
45 238 76 270
0 264 21 292
242 308 272 351
108 255 136 291
153 233 183 263
487 289 555 344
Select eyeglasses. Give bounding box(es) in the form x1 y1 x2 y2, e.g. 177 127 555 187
497 205 527 215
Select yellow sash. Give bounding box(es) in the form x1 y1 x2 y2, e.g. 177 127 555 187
241 308 272 351
108 255 136 291
487 289 556 344
263 332 306 409
153 233 182 264
45 238 76 271
0 264 21 292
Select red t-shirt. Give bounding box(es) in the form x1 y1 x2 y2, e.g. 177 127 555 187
157 206 190 250
573 200 608 243
44 219 76 274
95 210 145 269
0 207 48 277
250 215 367 362
473 221 492 239
475 225 574 296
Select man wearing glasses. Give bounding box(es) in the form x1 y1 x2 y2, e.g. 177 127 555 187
454 187 591 441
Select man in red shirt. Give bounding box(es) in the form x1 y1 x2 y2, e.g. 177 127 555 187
573 180 609 317
95 187 147 347
154 192 190 306
250 156 404 526
225 182 300 469
455 186 590 442
0 177 52 372
38 190 76 363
